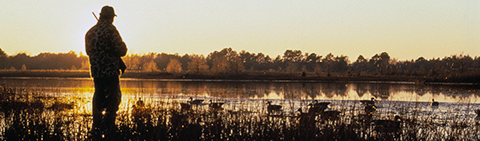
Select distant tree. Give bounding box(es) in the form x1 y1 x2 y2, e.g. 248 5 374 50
81 60 90 70
71 65 77 70
166 58 182 73
304 53 322 72
285 62 298 73
9 53 30 70
207 47 245 74
322 53 335 75
352 55 368 74
0 48 7 69
211 56 228 74
370 52 390 75
229 55 245 74
333 55 349 73
143 59 160 72
0 48 6 57
21 64 27 71
283 50 303 62
123 54 142 70
187 55 209 74
239 50 255 71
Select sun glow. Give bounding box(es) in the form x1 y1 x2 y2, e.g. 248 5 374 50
0 1 479 60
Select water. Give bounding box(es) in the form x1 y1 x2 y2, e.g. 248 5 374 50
1 77 480 140
2 77 480 115
2 77 480 102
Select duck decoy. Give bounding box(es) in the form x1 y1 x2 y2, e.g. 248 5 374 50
296 108 316 126
371 115 403 133
360 98 375 107
209 100 224 109
188 97 204 105
266 101 282 113
308 100 330 114
431 99 439 106
180 103 191 111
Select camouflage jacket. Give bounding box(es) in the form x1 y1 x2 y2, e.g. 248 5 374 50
85 19 127 77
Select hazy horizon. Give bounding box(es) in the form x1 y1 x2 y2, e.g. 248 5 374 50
1 0 479 60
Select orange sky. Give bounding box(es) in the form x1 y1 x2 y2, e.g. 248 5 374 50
1 0 479 60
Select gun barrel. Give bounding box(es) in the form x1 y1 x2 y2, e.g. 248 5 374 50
92 12 98 21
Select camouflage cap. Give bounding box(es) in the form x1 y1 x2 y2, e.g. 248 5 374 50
100 5 116 19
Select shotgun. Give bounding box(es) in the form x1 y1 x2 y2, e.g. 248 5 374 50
92 12 98 21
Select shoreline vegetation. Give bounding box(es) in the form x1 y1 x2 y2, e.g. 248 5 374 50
0 69 479 85
2 48 480 86
1 84 480 140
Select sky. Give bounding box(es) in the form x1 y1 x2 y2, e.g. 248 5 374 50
1 0 479 60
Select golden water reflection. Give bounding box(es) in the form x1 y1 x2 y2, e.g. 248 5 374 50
2 78 480 104
2 77 480 140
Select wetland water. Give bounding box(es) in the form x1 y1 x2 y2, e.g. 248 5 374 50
2 77 480 140
2 77 480 116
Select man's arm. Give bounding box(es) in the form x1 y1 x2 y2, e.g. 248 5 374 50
113 28 127 57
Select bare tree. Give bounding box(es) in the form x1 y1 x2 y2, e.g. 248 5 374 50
187 55 209 74
166 58 182 73
143 59 160 72
211 56 228 74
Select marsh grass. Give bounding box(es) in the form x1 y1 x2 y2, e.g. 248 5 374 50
1 84 480 140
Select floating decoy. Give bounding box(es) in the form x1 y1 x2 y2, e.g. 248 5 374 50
266 101 282 113
360 98 375 107
297 108 316 126
431 99 439 106
308 100 330 114
371 115 403 133
180 103 191 111
188 97 204 105
209 100 224 109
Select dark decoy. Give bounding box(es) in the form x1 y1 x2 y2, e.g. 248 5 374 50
431 99 439 106
360 98 375 107
308 100 330 114
296 108 316 126
209 100 224 109
266 101 282 113
372 115 403 133
188 97 204 105
180 103 191 111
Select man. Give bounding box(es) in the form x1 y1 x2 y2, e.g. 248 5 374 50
85 5 127 136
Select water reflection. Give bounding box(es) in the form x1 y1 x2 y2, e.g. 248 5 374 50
2 77 480 103
2 77 480 140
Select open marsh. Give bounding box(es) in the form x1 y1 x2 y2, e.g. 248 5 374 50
1 77 480 140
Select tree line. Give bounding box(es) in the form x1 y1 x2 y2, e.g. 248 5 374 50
1 47 479 78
